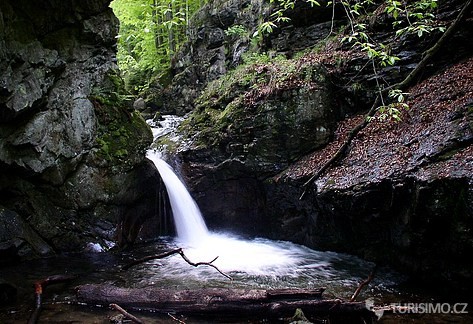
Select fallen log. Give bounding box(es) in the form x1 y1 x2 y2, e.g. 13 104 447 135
76 284 373 319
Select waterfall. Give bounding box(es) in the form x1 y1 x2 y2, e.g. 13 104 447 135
146 150 209 245
146 149 305 274
146 116 313 274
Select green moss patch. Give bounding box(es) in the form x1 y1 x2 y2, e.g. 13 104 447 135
179 51 331 152
90 70 152 168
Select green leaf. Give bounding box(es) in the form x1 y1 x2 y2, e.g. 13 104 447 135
306 0 320 7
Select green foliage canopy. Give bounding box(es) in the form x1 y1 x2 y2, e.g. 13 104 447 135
110 0 204 92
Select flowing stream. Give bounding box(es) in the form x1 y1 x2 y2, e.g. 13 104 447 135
0 116 471 323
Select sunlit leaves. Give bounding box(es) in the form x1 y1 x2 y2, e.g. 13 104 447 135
225 25 248 37
389 89 409 103
385 0 402 19
306 0 320 7
111 0 204 91
259 21 278 35
385 0 445 39
368 89 410 122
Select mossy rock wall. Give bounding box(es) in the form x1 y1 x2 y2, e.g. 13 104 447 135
0 0 159 258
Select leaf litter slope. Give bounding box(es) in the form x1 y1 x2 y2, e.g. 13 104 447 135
283 58 473 189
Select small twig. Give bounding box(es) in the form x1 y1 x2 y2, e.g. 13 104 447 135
110 303 144 324
123 248 232 280
350 267 377 302
168 312 186 324
327 0 336 38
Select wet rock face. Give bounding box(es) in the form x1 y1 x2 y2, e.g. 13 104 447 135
152 0 341 116
182 159 268 236
0 0 159 258
298 177 473 291
150 0 271 115
0 0 115 178
173 62 339 237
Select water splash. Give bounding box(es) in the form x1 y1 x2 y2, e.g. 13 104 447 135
147 115 184 141
174 233 330 276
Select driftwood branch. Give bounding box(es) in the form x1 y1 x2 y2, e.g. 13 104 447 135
110 303 144 324
176 249 231 280
27 275 76 324
350 267 377 302
122 247 232 280
300 0 472 199
122 248 183 270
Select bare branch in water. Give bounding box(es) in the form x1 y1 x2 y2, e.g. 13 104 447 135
110 303 144 324
350 266 377 302
122 247 232 280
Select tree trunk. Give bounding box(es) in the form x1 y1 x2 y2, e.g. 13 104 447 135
166 3 176 56
76 285 373 319
152 0 164 50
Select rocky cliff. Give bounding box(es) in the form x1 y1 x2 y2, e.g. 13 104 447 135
0 0 161 259
155 0 473 290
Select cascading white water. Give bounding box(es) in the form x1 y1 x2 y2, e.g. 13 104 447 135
146 149 306 274
145 116 315 274
145 117 374 278
146 151 209 245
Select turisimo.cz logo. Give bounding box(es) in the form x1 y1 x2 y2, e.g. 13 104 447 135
364 299 469 319
365 298 385 319
391 302 469 314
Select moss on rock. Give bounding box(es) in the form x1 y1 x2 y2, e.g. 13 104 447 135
177 52 337 173
90 70 152 170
